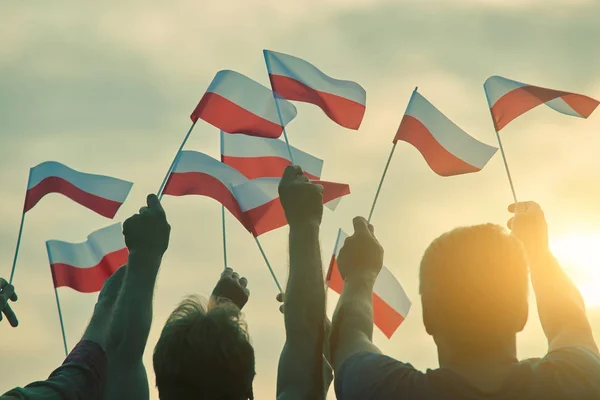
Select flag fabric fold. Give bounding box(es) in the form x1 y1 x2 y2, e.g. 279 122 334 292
46 223 128 293
25 161 133 218
484 76 599 131
326 229 411 338
190 70 298 139
264 50 366 130
394 90 498 176
232 178 350 237
162 151 252 231
220 131 324 180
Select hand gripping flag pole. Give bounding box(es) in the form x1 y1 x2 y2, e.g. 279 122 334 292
46 242 69 357
367 87 418 223
157 121 198 200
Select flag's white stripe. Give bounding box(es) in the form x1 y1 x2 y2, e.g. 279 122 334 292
207 70 297 127
172 151 248 190
483 76 527 108
232 178 279 212
28 161 133 203
407 92 498 169
220 132 324 178
545 97 581 117
46 223 125 268
334 231 349 255
265 50 366 106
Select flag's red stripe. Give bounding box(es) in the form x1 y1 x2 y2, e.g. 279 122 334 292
163 171 252 232
222 155 320 180
24 176 122 218
394 115 480 176
269 74 365 130
190 92 283 139
561 93 599 119
327 258 404 338
50 248 128 293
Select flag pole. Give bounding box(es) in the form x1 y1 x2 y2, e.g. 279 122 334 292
221 205 228 270
157 121 197 199
254 236 283 293
325 228 342 288
47 243 68 357
490 121 518 203
263 51 295 164
9 169 32 285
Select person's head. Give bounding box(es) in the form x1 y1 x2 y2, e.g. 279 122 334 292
153 295 255 400
419 224 529 350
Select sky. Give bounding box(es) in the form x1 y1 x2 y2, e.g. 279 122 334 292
1 0 600 398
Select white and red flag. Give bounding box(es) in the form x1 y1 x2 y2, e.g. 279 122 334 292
264 50 366 130
46 223 128 293
484 76 599 131
190 70 298 139
220 131 323 180
25 161 133 218
162 151 253 231
326 229 411 338
394 90 498 176
232 178 350 237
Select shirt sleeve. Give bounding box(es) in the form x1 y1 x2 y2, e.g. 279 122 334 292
2 340 107 400
534 346 600 396
334 352 419 400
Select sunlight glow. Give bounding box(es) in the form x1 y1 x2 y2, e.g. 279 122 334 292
550 233 600 308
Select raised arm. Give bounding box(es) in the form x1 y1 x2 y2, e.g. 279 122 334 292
0 278 18 327
330 217 383 373
276 166 327 400
508 201 598 355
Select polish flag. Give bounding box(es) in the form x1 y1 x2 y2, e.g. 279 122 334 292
190 70 298 139
394 90 498 176
484 76 599 131
264 50 366 130
220 131 324 180
46 223 128 293
232 178 350 237
162 151 252 231
326 229 411 338
25 161 133 218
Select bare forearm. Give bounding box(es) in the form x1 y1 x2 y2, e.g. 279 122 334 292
107 251 161 360
82 304 112 350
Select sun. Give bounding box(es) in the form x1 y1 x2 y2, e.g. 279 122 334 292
550 232 600 308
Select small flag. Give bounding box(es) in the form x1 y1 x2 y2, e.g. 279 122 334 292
232 178 350 237
220 131 324 180
46 223 128 293
162 151 252 231
484 76 599 131
326 229 411 338
394 90 498 176
264 50 366 130
190 70 298 139
25 161 133 218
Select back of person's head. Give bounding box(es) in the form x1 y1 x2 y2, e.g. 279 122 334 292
419 223 529 345
153 295 255 400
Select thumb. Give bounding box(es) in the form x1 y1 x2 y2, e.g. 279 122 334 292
352 216 370 234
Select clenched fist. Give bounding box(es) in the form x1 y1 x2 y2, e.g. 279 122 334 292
338 217 384 283
279 166 323 228
123 194 171 256
507 201 549 256
211 268 250 310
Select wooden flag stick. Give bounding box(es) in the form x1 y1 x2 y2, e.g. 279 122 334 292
221 205 228 270
491 123 518 203
47 243 68 357
9 169 32 285
157 121 197 200
254 236 283 293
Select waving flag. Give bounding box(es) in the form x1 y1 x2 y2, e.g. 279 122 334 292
232 178 350 237
484 76 599 131
220 131 323 180
162 151 252 231
394 90 497 176
326 229 411 338
25 161 133 218
190 70 298 139
264 50 366 130
46 223 128 293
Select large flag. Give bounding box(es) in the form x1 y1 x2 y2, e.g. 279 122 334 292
484 76 599 131
162 150 252 231
25 161 133 218
264 50 366 130
326 229 411 338
232 178 350 237
190 70 298 139
46 223 128 293
394 90 498 176
220 131 324 180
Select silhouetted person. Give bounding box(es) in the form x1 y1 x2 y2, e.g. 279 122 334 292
0 278 18 327
331 202 600 399
152 267 253 400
